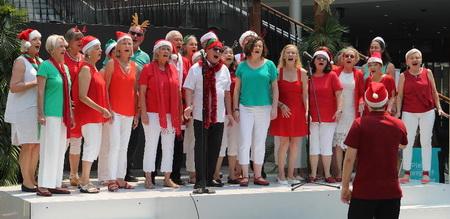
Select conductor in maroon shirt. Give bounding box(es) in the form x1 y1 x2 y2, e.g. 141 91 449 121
341 82 407 219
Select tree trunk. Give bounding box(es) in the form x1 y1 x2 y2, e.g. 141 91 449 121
313 1 328 32
249 0 262 35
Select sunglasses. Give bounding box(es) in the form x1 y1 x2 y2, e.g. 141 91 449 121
212 47 224 53
129 31 144 37
344 54 355 59
316 56 327 61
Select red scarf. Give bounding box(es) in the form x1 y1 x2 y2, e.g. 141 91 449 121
22 53 42 70
151 61 181 135
199 59 223 128
50 58 71 137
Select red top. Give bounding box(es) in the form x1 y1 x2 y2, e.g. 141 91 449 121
64 52 83 83
344 111 407 199
74 62 108 126
270 68 307 137
364 74 396 114
402 68 435 113
139 62 171 113
309 71 343 122
335 66 365 118
109 59 136 116
65 53 83 138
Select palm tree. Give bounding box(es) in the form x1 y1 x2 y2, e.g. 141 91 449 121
0 0 27 186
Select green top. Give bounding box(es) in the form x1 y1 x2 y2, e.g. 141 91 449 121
236 59 278 106
37 60 71 117
131 48 151 72
362 62 389 81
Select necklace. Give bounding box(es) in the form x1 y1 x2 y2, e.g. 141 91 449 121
66 51 81 62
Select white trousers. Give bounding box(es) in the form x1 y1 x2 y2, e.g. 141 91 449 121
108 112 133 180
38 117 67 188
183 120 196 172
66 137 82 155
97 122 110 182
309 122 336 156
402 109 435 171
219 116 240 157
81 123 103 162
142 113 175 173
238 105 271 165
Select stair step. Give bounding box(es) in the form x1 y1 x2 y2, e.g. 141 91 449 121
400 204 450 219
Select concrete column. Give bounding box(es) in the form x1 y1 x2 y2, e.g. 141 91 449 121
289 0 302 38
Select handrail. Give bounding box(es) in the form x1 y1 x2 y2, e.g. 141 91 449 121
260 2 314 33
439 93 450 104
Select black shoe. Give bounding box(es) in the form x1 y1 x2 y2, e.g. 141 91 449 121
227 178 240 184
171 178 185 186
21 184 36 192
194 181 206 189
207 180 224 187
125 174 138 182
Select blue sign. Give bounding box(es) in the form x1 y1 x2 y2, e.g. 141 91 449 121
409 147 441 182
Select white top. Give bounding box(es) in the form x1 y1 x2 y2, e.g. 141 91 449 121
170 52 184 89
234 53 245 65
4 56 38 123
183 62 231 122
336 71 355 133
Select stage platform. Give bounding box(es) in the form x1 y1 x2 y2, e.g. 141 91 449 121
1 177 450 219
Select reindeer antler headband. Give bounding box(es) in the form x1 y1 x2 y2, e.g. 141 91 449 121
131 13 150 30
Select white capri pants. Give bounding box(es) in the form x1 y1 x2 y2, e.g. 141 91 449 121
66 137 82 155
142 113 175 173
183 120 196 172
238 104 271 165
309 122 336 156
97 122 110 182
81 123 103 162
219 116 240 157
38 117 67 188
402 109 435 172
108 112 133 180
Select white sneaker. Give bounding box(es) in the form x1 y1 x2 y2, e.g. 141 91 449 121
277 177 288 185
288 178 301 184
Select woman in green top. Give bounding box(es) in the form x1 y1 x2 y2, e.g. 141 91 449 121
36 35 73 197
233 37 279 186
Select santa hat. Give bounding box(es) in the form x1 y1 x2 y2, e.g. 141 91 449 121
200 31 218 45
81 35 101 54
372 36 386 49
153 39 173 52
239 30 258 48
18 29 41 49
116 31 132 43
365 82 388 108
367 52 383 65
104 39 117 56
192 50 203 63
205 38 223 51
405 48 422 60
313 50 330 62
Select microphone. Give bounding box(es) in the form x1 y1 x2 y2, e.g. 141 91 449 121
302 51 313 60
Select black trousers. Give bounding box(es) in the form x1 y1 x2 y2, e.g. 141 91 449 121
170 132 184 180
348 198 401 219
193 120 224 185
127 120 145 174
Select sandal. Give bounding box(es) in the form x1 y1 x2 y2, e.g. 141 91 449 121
239 177 249 187
48 187 71 194
80 183 99 194
107 181 119 192
69 175 80 187
164 179 181 188
144 173 154 189
118 181 135 189
36 187 52 197
254 177 270 186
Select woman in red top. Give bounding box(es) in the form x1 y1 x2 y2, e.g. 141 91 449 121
269 44 308 185
104 32 137 191
74 36 111 193
333 47 365 182
308 50 343 183
64 26 84 187
139 40 182 189
396 49 448 184
181 35 198 65
365 52 396 115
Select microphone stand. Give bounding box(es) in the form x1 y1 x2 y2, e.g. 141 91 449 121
193 51 215 194
291 59 340 191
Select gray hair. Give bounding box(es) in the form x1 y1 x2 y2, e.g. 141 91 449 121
46 34 67 54
165 30 182 41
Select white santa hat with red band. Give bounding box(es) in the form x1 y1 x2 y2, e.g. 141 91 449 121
239 30 258 47
18 29 41 48
313 50 330 62
81 35 101 54
372 36 386 48
192 50 203 63
367 52 383 65
405 48 422 60
200 31 218 45
365 82 388 108
153 39 173 52
116 31 132 43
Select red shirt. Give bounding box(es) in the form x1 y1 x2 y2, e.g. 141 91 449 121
402 68 435 113
109 59 136 116
335 66 365 118
309 72 343 122
74 62 108 126
364 74 396 114
344 111 407 200
139 62 172 113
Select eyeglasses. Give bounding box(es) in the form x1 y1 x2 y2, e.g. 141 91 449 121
129 31 144 37
212 47 224 53
344 54 355 59
316 56 327 61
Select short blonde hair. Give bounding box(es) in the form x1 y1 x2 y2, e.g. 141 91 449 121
277 44 302 69
165 30 182 41
340 46 360 63
45 34 67 54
